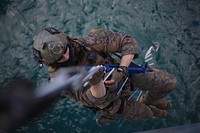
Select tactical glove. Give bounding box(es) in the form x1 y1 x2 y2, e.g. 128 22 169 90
105 66 128 89
113 66 128 81
88 69 104 86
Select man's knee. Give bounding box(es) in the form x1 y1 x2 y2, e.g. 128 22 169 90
122 101 153 121
166 76 177 92
171 77 177 89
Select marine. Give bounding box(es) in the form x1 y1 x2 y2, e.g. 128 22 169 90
32 27 177 124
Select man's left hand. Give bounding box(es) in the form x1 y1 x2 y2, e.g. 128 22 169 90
104 66 128 88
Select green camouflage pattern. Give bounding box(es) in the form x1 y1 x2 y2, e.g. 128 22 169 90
131 68 177 104
45 28 176 123
79 29 139 58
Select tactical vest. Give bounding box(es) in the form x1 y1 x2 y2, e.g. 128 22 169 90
76 46 119 67
68 40 132 115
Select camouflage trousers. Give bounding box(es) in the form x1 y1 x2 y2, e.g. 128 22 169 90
98 68 177 122
120 68 177 121
131 68 177 103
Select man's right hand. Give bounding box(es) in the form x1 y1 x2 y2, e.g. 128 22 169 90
88 69 104 86
89 69 106 98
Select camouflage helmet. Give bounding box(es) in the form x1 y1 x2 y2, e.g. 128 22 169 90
32 27 68 65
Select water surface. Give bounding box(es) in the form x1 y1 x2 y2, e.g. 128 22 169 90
0 0 200 132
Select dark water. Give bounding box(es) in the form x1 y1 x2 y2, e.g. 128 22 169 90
0 0 200 132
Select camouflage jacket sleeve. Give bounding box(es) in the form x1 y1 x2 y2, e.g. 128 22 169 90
79 29 139 59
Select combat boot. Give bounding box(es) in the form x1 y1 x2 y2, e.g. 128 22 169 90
148 105 167 118
139 95 172 110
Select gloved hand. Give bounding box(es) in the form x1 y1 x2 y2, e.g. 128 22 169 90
105 66 128 88
88 68 104 86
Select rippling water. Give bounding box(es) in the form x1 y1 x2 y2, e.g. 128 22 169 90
0 0 200 132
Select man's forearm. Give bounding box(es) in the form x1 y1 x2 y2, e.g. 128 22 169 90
120 54 134 67
90 80 106 98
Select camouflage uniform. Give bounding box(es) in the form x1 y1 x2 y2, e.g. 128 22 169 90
59 29 176 122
